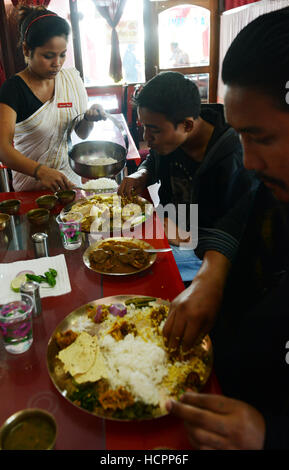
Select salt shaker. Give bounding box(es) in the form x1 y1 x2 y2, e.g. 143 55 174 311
20 280 42 317
32 232 49 258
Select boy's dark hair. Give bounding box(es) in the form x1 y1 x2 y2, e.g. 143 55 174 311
18 6 70 51
133 72 201 126
222 6 289 112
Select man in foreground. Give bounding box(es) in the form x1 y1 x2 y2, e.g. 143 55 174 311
165 7 289 450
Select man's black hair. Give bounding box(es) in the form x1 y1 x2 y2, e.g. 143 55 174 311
222 6 289 112
133 71 201 126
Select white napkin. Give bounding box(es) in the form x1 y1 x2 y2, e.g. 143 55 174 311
0 254 71 304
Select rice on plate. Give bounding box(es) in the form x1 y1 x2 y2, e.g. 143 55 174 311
48 297 213 420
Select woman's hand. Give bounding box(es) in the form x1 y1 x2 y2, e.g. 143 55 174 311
36 165 74 192
163 251 231 352
84 104 106 122
118 170 148 198
75 104 106 139
166 392 265 450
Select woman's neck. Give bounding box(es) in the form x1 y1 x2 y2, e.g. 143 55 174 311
18 67 55 103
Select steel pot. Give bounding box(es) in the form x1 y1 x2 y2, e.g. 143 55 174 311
67 113 129 179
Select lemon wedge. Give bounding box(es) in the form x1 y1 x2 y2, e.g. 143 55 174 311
10 273 29 292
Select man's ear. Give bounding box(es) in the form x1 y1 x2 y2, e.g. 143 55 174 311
183 118 194 132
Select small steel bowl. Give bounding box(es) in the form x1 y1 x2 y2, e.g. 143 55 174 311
0 213 10 231
0 408 57 450
27 208 50 225
55 189 76 205
0 199 21 215
36 195 58 210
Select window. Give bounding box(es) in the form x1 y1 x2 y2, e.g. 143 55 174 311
145 0 219 102
51 0 219 100
158 5 210 69
76 0 145 86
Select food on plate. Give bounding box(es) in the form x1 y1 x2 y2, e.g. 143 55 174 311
10 268 58 292
50 299 212 420
88 239 150 273
64 193 150 233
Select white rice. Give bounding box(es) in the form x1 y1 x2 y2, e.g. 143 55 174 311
99 333 168 406
82 178 118 190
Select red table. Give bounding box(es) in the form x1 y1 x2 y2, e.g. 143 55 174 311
0 190 220 450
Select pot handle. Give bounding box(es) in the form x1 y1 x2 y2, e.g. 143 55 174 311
67 112 129 153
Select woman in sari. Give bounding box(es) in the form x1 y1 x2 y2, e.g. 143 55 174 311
0 6 105 192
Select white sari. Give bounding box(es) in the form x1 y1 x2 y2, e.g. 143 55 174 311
12 68 87 191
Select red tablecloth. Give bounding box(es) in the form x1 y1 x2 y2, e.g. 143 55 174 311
0 190 221 450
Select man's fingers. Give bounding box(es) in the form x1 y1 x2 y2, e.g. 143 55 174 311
162 308 175 339
166 311 186 351
181 322 202 352
183 423 229 450
167 398 228 438
180 392 235 415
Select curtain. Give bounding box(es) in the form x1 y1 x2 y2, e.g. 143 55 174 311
224 0 259 10
11 1 50 6
93 0 127 83
218 0 289 102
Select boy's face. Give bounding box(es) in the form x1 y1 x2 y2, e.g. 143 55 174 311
224 86 289 203
138 107 190 156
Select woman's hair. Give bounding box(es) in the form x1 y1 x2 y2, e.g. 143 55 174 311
222 6 289 112
133 71 201 126
18 6 70 51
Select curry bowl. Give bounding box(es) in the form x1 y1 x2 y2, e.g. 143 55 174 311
0 408 57 450
36 194 58 210
55 190 76 205
0 199 20 215
27 208 50 225
0 213 10 231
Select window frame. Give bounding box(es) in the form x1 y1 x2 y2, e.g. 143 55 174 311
69 0 220 101
143 0 220 102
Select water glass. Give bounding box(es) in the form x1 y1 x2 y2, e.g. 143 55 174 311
0 294 33 354
56 212 83 250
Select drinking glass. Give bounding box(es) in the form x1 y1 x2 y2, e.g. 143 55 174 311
56 212 83 250
0 294 33 354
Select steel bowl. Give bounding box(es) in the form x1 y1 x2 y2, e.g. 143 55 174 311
0 213 10 231
0 408 57 450
27 208 50 225
55 189 76 205
0 199 20 215
36 194 58 210
68 141 126 179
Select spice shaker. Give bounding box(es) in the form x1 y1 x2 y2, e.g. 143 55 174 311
20 280 42 317
32 232 49 258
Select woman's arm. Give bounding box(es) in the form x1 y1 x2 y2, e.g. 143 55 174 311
0 103 73 191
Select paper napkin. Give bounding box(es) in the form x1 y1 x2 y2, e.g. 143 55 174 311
0 254 71 304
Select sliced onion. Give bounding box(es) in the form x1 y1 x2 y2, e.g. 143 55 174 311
16 270 35 277
109 303 127 317
94 305 104 323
